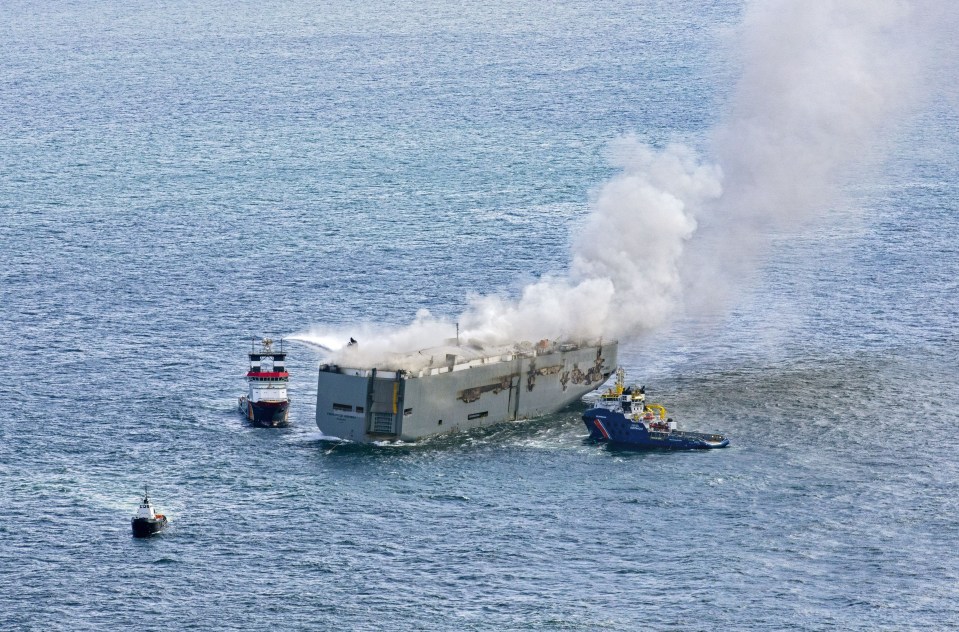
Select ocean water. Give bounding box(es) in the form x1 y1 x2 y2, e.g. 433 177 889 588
2 1 958 630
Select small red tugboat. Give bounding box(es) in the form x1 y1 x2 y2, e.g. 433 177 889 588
131 489 168 538
238 337 290 427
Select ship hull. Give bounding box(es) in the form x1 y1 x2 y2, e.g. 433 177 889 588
239 396 290 428
131 516 167 538
583 408 728 450
316 342 617 443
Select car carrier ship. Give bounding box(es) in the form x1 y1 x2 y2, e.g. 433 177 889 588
315 339 617 442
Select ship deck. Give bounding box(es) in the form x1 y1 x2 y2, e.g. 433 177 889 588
321 339 601 377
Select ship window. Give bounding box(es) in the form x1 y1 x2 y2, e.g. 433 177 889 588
438 419 443 425
332 403 353 412
355 406 364 413
404 408 413 415
467 411 488 420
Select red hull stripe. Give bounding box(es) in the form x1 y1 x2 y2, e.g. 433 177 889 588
593 419 611 439
246 372 289 378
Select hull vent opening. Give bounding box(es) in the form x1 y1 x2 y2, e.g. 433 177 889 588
372 413 395 434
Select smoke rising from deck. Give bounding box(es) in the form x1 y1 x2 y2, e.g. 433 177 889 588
297 0 954 365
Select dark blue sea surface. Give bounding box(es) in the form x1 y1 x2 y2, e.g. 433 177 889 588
2 1 958 630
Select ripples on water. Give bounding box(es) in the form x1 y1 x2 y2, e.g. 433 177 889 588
2 0 958 629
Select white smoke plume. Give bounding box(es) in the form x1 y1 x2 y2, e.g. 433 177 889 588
296 0 953 366
686 0 936 311
293 142 720 365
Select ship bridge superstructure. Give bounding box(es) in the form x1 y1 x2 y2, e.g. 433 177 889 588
246 337 288 403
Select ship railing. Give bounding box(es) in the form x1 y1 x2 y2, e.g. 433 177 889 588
669 429 726 442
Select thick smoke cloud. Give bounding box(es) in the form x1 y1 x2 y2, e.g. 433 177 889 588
296 0 952 365
687 0 932 311
295 141 720 366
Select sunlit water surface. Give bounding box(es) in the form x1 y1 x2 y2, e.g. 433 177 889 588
1 1 957 629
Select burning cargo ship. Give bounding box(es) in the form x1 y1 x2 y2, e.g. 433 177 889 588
315 339 617 442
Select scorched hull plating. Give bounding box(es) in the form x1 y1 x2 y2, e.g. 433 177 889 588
316 341 617 443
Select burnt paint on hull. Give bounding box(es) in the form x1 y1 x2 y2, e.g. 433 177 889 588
317 343 617 443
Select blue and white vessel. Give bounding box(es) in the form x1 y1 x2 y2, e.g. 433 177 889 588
583 368 729 450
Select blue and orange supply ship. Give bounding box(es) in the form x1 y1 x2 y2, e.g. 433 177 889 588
238 337 290 427
583 368 729 450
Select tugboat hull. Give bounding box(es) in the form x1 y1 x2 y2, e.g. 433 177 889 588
131 516 168 538
583 409 729 450
239 396 290 427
